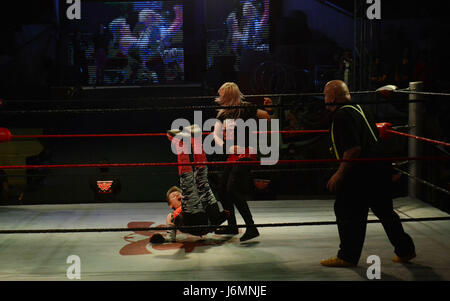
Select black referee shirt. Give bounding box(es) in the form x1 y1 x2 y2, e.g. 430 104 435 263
331 104 380 160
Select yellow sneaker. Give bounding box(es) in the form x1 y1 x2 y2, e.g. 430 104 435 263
393 253 416 263
320 257 356 267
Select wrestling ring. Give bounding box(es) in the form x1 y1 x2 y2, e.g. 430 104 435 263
0 82 449 281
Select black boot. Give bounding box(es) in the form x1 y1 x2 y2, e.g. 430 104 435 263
240 226 259 242
214 207 238 235
232 196 259 241
206 203 229 226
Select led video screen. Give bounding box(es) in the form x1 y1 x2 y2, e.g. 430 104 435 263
206 0 270 72
66 1 184 85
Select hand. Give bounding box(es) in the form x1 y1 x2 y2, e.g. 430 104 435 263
327 171 343 192
263 97 273 113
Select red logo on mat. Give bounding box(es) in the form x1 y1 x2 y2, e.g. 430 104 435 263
97 181 113 193
119 221 239 255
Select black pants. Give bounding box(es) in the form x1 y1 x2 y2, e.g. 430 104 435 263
335 164 415 264
219 158 255 227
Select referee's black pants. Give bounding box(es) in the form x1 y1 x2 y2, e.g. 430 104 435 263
334 165 415 265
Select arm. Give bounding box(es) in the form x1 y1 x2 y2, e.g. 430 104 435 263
166 213 174 225
259 0 270 28
214 120 237 154
258 97 273 119
165 5 183 39
256 109 270 120
214 119 244 154
335 146 361 176
213 120 225 148
327 146 361 192
165 213 177 242
327 110 362 192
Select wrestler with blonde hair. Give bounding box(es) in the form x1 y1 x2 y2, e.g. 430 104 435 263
213 82 272 241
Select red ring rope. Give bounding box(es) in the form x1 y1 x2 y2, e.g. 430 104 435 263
386 129 450 148
12 133 167 139
0 156 448 170
8 127 450 147
12 130 329 139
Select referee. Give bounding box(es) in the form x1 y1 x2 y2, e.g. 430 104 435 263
320 80 416 267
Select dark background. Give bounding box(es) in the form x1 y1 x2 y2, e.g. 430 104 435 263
0 0 448 213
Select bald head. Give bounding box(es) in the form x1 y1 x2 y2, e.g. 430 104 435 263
324 80 351 112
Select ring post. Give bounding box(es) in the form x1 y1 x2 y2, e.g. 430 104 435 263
408 81 424 198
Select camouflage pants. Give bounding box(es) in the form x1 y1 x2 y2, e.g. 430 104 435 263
179 166 217 215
